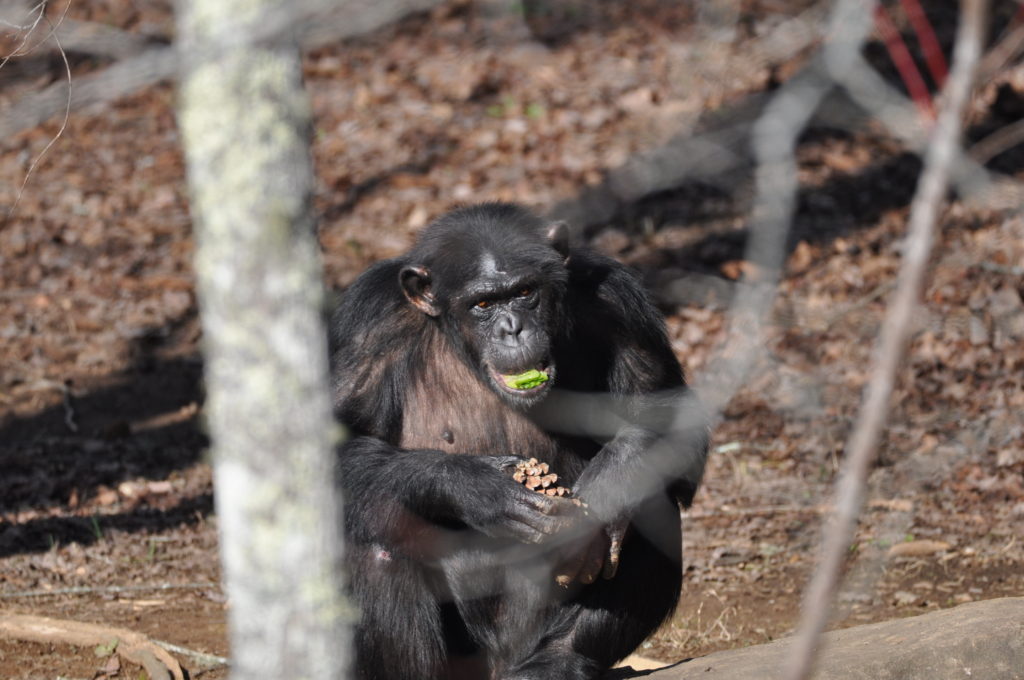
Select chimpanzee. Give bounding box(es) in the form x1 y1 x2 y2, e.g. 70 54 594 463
329 203 708 680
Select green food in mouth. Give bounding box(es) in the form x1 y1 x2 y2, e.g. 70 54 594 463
502 369 549 390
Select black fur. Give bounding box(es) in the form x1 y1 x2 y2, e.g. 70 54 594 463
329 203 708 680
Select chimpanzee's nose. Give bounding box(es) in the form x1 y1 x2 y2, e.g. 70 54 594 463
497 313 523 342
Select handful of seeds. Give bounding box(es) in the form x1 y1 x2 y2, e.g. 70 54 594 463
510 458 584 507
510 458 596 588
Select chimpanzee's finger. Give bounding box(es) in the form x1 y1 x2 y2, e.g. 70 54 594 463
516 486 584 518
576 531 608 585
554 547 587 588
602 520 629 579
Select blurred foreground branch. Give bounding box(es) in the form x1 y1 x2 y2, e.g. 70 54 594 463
0 0 444 139
176 0 352 677
49 18 156 58
696 0 876 413
831 10 1023 210
550 3 832 229
539 0 877 596
782 2 989 679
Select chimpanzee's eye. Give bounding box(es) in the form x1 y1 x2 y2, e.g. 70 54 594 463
476 300 490 309
518 287 532 297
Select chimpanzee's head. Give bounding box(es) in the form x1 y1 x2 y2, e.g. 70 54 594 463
399 203 570 409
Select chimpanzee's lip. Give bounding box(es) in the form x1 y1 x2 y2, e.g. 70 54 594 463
490 363 554 396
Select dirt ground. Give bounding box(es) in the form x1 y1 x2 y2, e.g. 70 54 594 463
2 1 1023 679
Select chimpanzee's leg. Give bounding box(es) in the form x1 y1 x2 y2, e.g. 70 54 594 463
349 544 447 680
500 495 684 680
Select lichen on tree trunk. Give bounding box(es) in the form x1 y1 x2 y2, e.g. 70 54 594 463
176 1 351 677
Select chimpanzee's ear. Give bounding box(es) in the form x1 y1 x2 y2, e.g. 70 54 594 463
399 265 441 317
546 221 569 261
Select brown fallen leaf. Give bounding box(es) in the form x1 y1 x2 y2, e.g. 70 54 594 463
96 487 119 506
868 498 914 512
146 481 174 495
615 654 666 671
888 539 952 558
103 653 122 674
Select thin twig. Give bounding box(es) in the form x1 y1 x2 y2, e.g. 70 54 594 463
0 1 42 31
687 496 912 520
60 377 78 433
5 9 72 221
977 261 1024 276
686 504 829 520
822 281 895 330
0 0 445 142
4 378 79 431
978 4 1024 77
0 582 219 599
0 0 46 64
152 639 229 669
969 116 1024 164
782 2 988 679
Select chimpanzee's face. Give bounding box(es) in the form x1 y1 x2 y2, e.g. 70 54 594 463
398 212 569 410
447 250 560 408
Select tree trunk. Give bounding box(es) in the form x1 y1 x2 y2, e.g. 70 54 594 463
175 1 350 678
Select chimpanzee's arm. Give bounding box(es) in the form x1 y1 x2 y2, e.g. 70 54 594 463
564 254 709 522
337 437 578 549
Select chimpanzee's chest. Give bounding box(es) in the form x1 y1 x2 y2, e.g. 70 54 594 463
399 368 585 483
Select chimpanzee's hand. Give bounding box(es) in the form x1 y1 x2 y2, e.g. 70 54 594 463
480 455 532 475
554 518 630 586
448 455 583 545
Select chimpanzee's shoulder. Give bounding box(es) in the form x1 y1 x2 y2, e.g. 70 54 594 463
565 247 659 323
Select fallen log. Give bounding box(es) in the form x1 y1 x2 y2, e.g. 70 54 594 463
626 597 1024 680
0 613 186 680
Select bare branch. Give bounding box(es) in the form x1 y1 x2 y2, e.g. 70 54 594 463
550 2 833 229
0 0 47 60
0 46 175 140
697 0 876 412
54 18 155 58
829 16 1024 211
4 7 71 221
978 7 1024 77
0 582 218 599
782 2 989 679
969 116 1024 164
0 0 445 140
0 613 185 680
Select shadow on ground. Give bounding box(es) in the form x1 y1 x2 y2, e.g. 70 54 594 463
0 314 209 556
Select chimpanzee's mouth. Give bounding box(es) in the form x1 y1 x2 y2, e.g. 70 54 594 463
490 363 554 396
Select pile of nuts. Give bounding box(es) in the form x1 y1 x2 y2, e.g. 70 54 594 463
510 458 584 506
